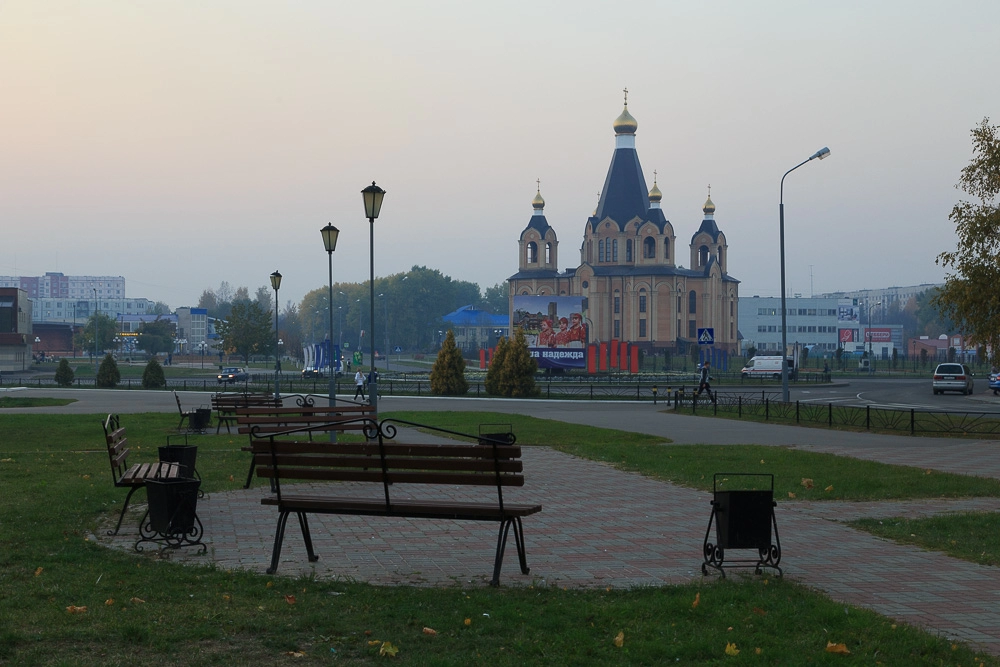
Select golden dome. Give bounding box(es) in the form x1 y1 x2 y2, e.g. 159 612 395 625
613 105 637 135
532 186 545 210
648 180 662 203
703 195 716 214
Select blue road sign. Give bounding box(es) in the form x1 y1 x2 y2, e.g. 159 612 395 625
697 327 715 345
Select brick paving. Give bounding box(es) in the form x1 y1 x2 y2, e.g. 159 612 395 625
78 395 1000 654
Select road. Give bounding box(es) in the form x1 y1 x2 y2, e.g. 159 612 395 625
790 376 1000 412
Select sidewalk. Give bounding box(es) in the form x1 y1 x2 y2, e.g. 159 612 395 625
96 406 1000 655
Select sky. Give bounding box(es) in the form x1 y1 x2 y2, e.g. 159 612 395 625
1 1 997 310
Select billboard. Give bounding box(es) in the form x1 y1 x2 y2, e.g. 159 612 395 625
864 328 892 343
838 328 858 343
512 295 588 369
837 305 860 322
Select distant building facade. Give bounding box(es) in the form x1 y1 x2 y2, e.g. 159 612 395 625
508 97 740 355
0 288 32 371
441 306 508 352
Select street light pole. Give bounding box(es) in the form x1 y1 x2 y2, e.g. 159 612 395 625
270 270 282 401
93 288 99 372
321 223 340 442
379 293 389 373
361 181 386 413
779 146 830 402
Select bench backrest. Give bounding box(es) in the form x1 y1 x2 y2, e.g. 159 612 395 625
173 391 185 415
236 404 377 436
103 414 131 484
212 393 282 410
251 437 524 511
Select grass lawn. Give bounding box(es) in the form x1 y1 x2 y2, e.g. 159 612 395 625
0 412 997 665
851 513 1000 568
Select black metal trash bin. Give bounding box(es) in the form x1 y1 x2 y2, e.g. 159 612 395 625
159 444 198 478
189 408 211 432
136 477 206 553
478 424 515 446
702 473 781 577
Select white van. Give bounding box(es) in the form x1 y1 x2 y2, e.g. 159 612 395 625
741 356 795 379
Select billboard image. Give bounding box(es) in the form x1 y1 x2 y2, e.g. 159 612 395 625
512 295 588 369
864 328 892 343
838 328 858 343
837 305 860 322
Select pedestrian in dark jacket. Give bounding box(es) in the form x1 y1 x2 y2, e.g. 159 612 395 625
696 361 715 403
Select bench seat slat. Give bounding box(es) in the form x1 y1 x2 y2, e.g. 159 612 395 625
257 467 525 486
262 494 541 519
250 441 521 459
254 454 523 474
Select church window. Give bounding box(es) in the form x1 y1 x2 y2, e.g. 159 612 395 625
612 239 618 261
664 238 670 261
626 239 633 261
643 236 656 259
526 242 537 264
614 295 620 314
545 242 552 264
698 245 709 267
599 239 605 262
614 320 620 338
639 319 646 337
582 281 588 289
639 289 647 313
689 290 697 314
688 320 696 338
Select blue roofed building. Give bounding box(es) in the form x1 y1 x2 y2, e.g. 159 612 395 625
441 305 509 352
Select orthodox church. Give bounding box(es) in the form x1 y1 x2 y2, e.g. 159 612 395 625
508 95 740 358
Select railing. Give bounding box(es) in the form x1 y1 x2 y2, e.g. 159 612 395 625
677 392 1000 437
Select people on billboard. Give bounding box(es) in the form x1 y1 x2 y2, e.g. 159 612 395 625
537 318 556 347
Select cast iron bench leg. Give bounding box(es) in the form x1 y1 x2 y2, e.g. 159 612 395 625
109 486 141 536
267 510 292 574
491 518 514 586
297 512 319 563
512 517 530 575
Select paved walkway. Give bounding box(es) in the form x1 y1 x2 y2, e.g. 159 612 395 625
15 389 1000 654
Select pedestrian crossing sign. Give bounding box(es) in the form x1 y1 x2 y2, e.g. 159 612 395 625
698 328 715 345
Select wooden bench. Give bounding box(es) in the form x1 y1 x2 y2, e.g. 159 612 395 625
251 420 542 585
212 392 283 434
103 413 183 536
237 401 376 488
174 390 198 430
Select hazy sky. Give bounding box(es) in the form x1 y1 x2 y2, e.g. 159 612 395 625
2 1 996 310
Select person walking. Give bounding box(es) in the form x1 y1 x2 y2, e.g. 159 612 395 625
696 361 715 403
354 368 366 401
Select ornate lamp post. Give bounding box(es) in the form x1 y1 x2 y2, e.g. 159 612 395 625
379 292 389 373
270 270 282 400
779 146 830 402
361 181 386 412
321 223 340 441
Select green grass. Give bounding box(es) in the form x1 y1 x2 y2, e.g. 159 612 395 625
2 412 999 664
386 411 1000 501
851 513 1000 567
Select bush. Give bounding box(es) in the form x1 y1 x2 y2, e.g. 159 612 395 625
485 327 538 398
96 354 120 388
142 358 166 389
430 330 468 396
54 359 75 387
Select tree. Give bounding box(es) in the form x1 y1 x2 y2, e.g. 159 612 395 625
934 118 1000 365
482 282 510 315
54 358 75 387
255 286 273 314
142 358 166 389
137 317 175 356
150 301 171 315
97 354 120 388
215 300 273 362
75 312 118 359
430 330 468 395
485 328 537 397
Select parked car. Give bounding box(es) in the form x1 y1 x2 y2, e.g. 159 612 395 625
932 363 974 395
217 367 248 384
301 367 324 379
989 370 1000 395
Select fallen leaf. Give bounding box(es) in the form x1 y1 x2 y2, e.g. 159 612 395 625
66 605 87 614
365 630 373 636
788 491 796 498
379 641 399 657
925 469 932 475
755 647 762 655
826 641 851 654
266 581 274 588
753 606 767 616
105 599 115 606
285 650 306 657
284 595 296 605
801 478 814 489
464 618 471 626
34 567 43 577
130 597 145 604
725 642 739 656
825 485 834 492
229 475 235 482
222 594 231 601
613 631 624 648
422 627 437 636
82 474 90 480
368 640 381 646
760 459 765 464
692 592 700 609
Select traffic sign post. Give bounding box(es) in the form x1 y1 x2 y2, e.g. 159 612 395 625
698 328 715 345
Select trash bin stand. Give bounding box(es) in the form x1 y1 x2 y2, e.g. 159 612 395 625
135 477 207 555
702 472 781 578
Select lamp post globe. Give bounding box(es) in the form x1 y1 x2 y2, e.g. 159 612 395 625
361 182 385 413
270 270 282 400
321 223 340 441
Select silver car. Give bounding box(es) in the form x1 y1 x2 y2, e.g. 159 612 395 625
932 363 974 395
